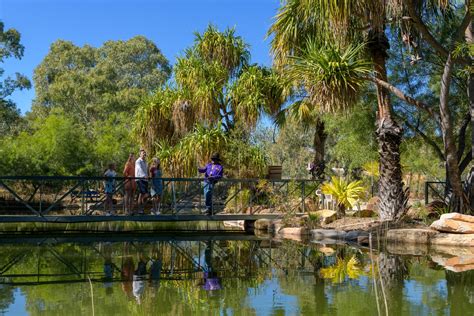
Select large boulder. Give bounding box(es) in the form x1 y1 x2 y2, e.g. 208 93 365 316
431 255 474 272
311 229 347 240
430 213 474 234
430 233 474 247
386 229 439 244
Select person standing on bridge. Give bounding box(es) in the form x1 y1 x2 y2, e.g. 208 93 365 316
103 163 117 216
135 149 149 215
198 153 223 215
123 153 137 215
149 157 163 215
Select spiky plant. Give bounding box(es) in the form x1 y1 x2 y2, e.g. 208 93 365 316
288 42 372 113
321 176 366 216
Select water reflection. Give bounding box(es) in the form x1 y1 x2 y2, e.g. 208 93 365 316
0 236 471 315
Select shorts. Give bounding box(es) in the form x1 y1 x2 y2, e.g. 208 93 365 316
136 180 149 194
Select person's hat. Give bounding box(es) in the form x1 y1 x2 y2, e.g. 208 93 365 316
211 153 221 162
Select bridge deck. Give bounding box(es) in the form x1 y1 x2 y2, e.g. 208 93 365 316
0 214 288 223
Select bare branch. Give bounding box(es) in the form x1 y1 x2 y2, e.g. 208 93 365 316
397 113 445 161
367 76 439 121
404 0 471 66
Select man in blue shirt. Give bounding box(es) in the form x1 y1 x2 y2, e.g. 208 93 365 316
198 153 224 215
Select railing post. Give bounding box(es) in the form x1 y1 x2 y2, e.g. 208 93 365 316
172 180 176 215
301 181 306 213
81 179 85 215
39 180 43 215
424 181 429 205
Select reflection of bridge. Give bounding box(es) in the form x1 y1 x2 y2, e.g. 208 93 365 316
0 236 281 286
0 176 319 223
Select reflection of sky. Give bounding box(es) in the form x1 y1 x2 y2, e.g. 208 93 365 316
403 279 449 315
247 278 299 316
7 289 27 316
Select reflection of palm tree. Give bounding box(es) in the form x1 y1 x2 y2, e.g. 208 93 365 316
446 270 474 315
377 252 408 314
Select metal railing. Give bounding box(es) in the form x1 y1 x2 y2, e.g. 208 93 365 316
0 176 320 218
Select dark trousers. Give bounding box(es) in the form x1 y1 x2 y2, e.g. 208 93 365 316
203 182 214 212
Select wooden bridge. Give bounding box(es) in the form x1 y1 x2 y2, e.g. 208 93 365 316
0 176 320 224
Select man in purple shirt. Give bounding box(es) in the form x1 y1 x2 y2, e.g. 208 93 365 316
198 153 223 215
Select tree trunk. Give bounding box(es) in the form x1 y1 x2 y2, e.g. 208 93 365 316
368 30 407 221
439 53 469 212
311 117 327 180
466 16 474 211
378 252 407 314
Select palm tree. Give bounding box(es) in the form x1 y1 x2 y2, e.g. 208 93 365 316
269 0 472 217
135 25 288 177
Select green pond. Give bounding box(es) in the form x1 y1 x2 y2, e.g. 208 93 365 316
0 234 472 315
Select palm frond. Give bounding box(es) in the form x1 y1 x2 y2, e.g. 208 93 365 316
287 41 372 113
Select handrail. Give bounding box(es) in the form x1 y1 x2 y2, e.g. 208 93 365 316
0 175 316 182
0 176 321 219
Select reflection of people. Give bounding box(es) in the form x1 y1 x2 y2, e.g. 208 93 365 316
135 149 149 215
121 243 135 298
149 158 163 215
102 242 114 294
203 241 221 291
132 253 147 304
104 164 117 216
123 153 137 215
198 153 224 215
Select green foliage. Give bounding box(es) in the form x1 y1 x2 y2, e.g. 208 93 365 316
0 110 93 175
0 21 31 135
320 255 364 283
321 176 366 213
254 119 314 179
324 104 378 170
32 36 171 123
135 25 288 178
288 42 372 113
92 112 136 171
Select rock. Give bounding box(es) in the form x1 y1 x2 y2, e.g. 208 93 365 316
311 229 347 240
430 233 474 247
345 230 369 241
223 220 245 229
431 218 474 234
387 242 430 256
440 212 474 223
352 209 376 218
269 219 283 233
278 227 309 241
386 229 439 244
312 210 337 224
254 219 272 230
319 247 336 256
281 227 308 235
431 255 474 272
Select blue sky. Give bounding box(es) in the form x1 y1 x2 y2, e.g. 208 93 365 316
0 0 280 114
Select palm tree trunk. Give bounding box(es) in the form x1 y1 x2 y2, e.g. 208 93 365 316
466 18 474 210
378 252 407 314
311 117 327 180
369 30 407 221
439 53 469 212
